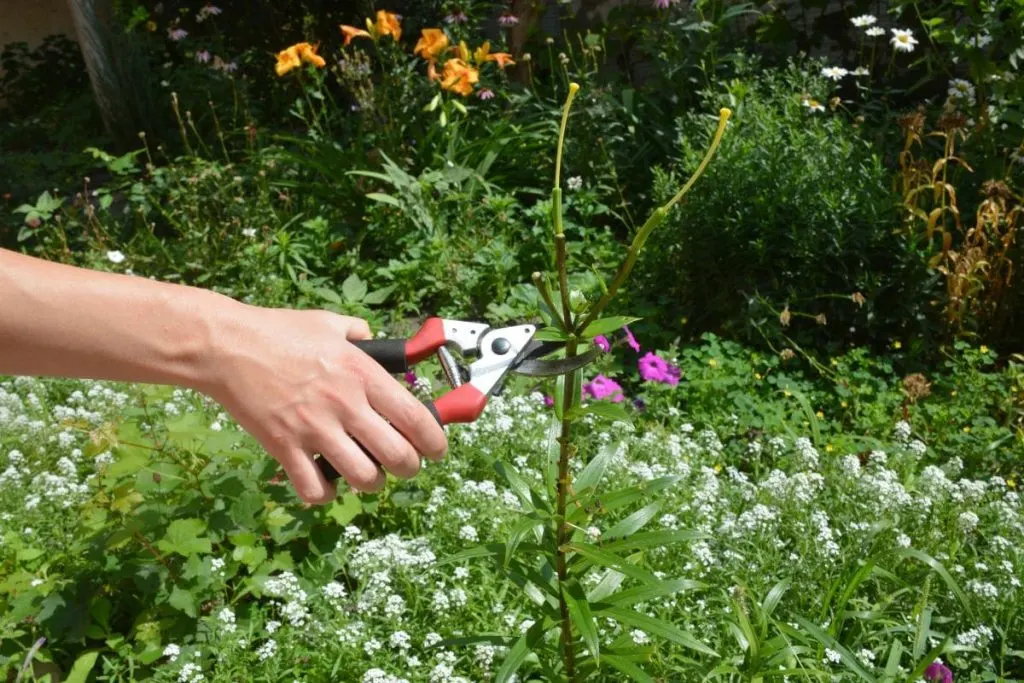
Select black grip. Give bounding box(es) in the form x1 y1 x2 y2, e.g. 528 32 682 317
314 399 445 482
352 339 409 374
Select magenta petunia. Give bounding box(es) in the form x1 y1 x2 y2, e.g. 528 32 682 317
594 335 611 353
638 351 681 385
623 325 640 352
583 375 625 403
924 662 953 683
404 370 418 387
543 395 554 407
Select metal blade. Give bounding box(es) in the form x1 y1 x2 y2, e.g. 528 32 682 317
513 346 599 377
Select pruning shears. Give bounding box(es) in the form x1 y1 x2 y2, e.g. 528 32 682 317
314 317 597 481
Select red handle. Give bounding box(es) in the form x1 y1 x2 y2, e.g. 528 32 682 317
431 383 488 424
404 317 447 364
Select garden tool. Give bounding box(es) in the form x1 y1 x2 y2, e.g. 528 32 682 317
315 317 597 481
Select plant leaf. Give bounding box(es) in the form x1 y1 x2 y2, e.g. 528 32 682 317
363 284 397 306
598 578 703 608
341 274 368 303
761 579 791 619
534 326 570 341
564 543 658 584
603 502 661 540
64 651 100 683
791 615 873 682
495 619 548 683
895 549 971 615
495 461 538 510
575 401 631 422
598 529 706 554
598 606 718 657
603 653 655 683
581 316 641 338
366 192 401 207
574 443 615 492
565 580 600 663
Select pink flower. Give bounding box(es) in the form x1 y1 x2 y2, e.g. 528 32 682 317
196 50 211 63
477 88 495 100
593 335 610 353
924 662 953 683
583 375 625 403
404 371 418 387
197 4 222 21
638 352 680 385
168 28 188 41
653 0 671 7
623 325 640 352
498 13 519 26
543 395 554 407
445 12 468 24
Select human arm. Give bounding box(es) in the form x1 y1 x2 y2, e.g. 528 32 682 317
0 248 447 503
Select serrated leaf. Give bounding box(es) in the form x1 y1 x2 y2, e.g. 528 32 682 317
157 519 211 557
64 651 100 683
599 606 718 657
565 580 600 663
581 316 640 338
341 274 368 303
366 192 401 207
603 653 655 683
363 284 397 306
168 586 196 617
603 502 661 540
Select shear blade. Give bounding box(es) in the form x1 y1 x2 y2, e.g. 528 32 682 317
512 345 599 377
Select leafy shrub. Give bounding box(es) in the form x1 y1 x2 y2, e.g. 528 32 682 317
634 60 935 353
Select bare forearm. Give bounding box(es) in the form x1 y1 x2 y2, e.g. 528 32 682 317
0 248 235 391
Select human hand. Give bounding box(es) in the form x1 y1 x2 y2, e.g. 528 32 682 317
200 303 448 504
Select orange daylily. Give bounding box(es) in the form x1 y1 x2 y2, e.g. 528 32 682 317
473 41 515 68
340 24 371 46
275 42 325 76
441 58 479 96
414 28 449 60
375 10 401 41
427 60 441 82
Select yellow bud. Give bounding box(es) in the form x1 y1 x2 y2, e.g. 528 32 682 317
720 107 732 121
569 82 580 94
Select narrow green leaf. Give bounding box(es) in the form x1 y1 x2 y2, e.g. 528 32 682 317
581 316 641 338
565 580 600 663
599 529 706 554
599 578 703 608
912 606 932 661
881 640 903 682
604 502 662 540
434 542 546 566
599 606 718 657
495 619 547 683
495 461 537 509
732 596 759 664
64 651 100 683
603 654 655 683
574 401 631 422
761 579 790 619
366 192 401 207
574 443 614 492
505 516 544 568
587 569 626 603
565 543 659 584
534 326 570 341
896 549 971 615
791 616 873 682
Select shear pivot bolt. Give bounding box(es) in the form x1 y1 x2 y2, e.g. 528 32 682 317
491 338 511 355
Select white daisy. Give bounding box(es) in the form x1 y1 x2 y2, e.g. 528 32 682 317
890 28 918 53
851 15 876 27
821 66 849 81
865 26 885 37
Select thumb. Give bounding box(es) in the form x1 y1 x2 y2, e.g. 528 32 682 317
345 317 373 341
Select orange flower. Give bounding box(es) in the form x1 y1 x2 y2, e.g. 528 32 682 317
473 41 515 68
275 42 325 76
441 58 479 96
427 60 441 82
414 28 449 60
340 24 371 46
375 10 401 41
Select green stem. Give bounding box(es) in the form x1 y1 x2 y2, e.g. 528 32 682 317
576 107 732 333
556 233 573 328
553 83 580 191
556 338 579 681
533 271 569 332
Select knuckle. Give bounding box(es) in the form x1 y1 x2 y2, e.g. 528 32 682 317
294 481 330 505
347 463 384 492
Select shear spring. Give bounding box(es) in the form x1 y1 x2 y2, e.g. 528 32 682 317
437 346 462 388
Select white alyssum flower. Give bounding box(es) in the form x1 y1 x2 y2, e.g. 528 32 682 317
459 525 478 542
958 511 980 532
266 620 281 634
968 33 993 49
323 581 347 600
163 643 181 662
256 639 277 661
824 648 842 664
106 250 126 264
631 629 649 645
217 607 236 633
566 176 583 191
890 28 918 52
178 663 204 683
851 15 876 27
241 228 257 238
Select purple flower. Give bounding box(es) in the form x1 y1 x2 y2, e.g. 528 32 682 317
445 12 468 24
633 398 647 412
925 662 953 683
623 326 640 352
638 352 681 385
498 13 519 26
195 50 211 63
594 335 610 353
168 27 188 41
583 375 625 403
653 0 671 7
543 395 554 407
404 370 418 387
477 88 495 100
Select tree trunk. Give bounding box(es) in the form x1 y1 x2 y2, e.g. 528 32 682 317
66 0 129 149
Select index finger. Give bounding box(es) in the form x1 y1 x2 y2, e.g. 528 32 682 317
357 358 448 462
